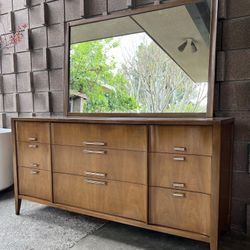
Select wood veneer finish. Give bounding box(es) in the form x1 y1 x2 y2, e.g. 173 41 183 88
149 187 210 235
12 117 234 250
52 145 147 184
51 123 147 151
150 125 213 156
53 173 147 222
16 121 50 143
18 167 52 201
17 142 51 171
149 153 211 194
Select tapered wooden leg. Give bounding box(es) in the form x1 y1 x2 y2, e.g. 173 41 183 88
15 198 22 215
210 235 219 250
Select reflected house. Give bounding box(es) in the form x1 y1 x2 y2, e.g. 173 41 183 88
69 90 88 112
69 84 115 112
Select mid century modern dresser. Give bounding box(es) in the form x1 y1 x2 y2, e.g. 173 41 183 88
12 117 233 250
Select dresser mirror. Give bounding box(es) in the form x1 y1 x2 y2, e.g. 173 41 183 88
65 0 217 117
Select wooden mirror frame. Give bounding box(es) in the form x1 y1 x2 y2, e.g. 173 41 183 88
64 0 218 118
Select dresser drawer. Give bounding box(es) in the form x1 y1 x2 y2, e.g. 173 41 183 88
17 142 51 171
149 153 211 194
150 126 212 156
51 123 147 151
53 173 147 222
52 145 147 184
149 187 210 235
18 167 52 201
16 122 50 143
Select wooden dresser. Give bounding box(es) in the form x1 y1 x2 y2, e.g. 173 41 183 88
12 117 233 250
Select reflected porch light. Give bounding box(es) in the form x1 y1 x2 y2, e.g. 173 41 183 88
178 38 198 53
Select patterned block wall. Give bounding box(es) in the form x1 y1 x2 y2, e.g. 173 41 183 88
0 0 250 233
216 0 250 233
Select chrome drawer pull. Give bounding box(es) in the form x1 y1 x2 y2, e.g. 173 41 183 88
173 156 185 161
28 137 37 141
172 193 185 198
84 171 106 178
85 179 107 185
31 170 40 175
31 163 39 168
174 147 186 152
172 183 185 188
83 141 106 146
83 149 106 155
28 144 38 148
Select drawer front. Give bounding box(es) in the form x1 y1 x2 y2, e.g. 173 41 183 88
149 153 211 194
53 173 147 222
18 167 52 201
149 187 210 235
17 142 51 171
16 122 50 143
51 123 147 151
52 145 147 184
150 126 212 156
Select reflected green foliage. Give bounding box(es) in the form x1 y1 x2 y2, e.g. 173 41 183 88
70 35 207 113
70 40 138 112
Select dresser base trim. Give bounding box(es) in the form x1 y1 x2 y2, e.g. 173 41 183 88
18 195 210 244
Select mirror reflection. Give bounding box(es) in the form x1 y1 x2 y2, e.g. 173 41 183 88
69 1 211 114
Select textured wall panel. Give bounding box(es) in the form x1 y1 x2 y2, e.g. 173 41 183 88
34 92 50 112
48 24 64 47
220 82 250 111
31 27 47 49
65 0 83 21
0 14 11 35
4 93 18 112
0 0 12 15
32 71 49 91
49 69 63 91
51 91 63 112
18 92 33 112
223 17 250 50
30 5 46 29
49 46 64 69
2 74 16 93
14 9 28 31
17 73 33 93
47 0 64 25
13 0 26 11
85 0 107 17
224 50 250 81
1 54 16 74
108 0 128 12
16 52 31 73
227 0 250 18
32 49 47 71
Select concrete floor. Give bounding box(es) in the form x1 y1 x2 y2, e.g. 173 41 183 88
71 222 250 250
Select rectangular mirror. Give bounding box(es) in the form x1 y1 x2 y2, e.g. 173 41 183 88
65 0 217 117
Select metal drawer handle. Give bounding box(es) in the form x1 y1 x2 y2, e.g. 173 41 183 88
28 137 37 141
31 170 40 175
84 171 106 178
173 156 185 161
83 141 106 146
29 144 38 148
172 193 185 198
83 149 106 155
174 147 186 152
31 163 39 168
172 183 185 188
84 179 107 185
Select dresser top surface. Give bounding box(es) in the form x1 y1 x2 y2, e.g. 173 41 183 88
12 116 234 126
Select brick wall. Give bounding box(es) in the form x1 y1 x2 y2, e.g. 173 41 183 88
0 0 249 232
216 0 250 232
